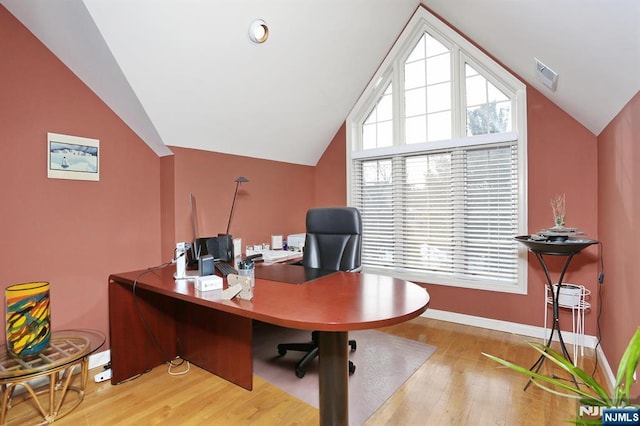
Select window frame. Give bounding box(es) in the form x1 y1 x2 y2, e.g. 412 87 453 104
346 7 528 294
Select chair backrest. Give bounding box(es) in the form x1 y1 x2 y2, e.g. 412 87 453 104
302 207 362 272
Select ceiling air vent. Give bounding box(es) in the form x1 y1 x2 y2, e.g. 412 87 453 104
535 58 558 92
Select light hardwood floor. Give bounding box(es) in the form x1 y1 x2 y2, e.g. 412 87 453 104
5 318 604 425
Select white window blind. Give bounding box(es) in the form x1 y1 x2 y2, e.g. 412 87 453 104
353 141 519 286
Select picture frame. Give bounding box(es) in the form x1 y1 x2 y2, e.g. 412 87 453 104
47 132 100 181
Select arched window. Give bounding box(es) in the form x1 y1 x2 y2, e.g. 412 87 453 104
347 8 527 293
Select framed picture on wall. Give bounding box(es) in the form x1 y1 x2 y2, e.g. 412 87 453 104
47 132 100 181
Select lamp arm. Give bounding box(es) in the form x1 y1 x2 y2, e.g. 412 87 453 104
226 182 240 235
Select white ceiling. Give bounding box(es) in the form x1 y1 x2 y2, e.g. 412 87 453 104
3 0 639 166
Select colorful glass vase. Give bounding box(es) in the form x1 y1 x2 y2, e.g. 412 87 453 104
5 281 51 357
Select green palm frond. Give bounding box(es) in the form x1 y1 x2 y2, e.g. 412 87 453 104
482 351 608 404
482 327 640 423
613 327 640 406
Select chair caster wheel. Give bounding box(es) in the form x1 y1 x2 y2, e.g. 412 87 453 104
278 347 286 356
350 341 357 352
295 368 306 378
349 361 356 375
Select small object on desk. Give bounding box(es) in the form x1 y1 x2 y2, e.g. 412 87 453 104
287 233 306 250
215 262 238 277
195 274 223 291
241 254 262 267
199 254 215 276
233 238 242 259
174 270 199 280
245 248 301 263
271 235 283 250
228 273 253 300
220 283 243 300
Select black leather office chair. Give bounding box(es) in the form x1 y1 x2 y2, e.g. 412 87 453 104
277 207 362 378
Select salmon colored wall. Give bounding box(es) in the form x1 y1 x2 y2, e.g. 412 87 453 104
597 90 640 376
315 123 348 206
160 155 176 261
169 147 315 256
326 88 599 333
0 7 161 343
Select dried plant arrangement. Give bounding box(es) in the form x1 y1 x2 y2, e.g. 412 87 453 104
551 194 566 228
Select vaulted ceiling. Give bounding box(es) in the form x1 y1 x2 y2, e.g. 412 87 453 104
3 0 639 166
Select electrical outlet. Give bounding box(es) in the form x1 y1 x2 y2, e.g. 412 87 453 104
94 368 112 383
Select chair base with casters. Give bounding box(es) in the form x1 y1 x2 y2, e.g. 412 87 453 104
277 331 357 378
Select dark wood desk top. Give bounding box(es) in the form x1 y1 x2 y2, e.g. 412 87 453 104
109 266 430 332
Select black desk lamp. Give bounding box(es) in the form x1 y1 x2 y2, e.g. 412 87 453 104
208 177 249 263
226 176 249 234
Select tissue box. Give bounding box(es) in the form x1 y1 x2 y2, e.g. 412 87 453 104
195 275 223 291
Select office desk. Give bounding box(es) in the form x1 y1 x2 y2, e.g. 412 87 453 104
108 266 430 425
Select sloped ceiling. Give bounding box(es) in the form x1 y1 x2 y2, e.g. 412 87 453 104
2 0 639 166
424 0 640 140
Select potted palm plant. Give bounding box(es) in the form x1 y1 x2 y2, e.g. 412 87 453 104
483 327 640 425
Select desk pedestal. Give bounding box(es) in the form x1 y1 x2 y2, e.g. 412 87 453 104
318 332 349 426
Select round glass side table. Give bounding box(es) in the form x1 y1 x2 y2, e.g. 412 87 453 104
0 329 105 425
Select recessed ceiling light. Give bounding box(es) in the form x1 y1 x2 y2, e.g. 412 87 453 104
249 19 269 44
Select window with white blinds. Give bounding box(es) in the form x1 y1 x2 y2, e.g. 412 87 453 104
347 8 528 293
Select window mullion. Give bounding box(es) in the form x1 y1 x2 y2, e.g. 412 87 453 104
451 150 466 273
453 47 464 138
392 156 406 267
394 51 405 147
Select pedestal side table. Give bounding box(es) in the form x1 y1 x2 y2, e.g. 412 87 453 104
515 236 597 389
0 329 105 425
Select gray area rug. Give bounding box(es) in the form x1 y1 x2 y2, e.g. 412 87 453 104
253 323 436 425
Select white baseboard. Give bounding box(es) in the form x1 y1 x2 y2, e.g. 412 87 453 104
594 343 616 392
421 309 615 391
